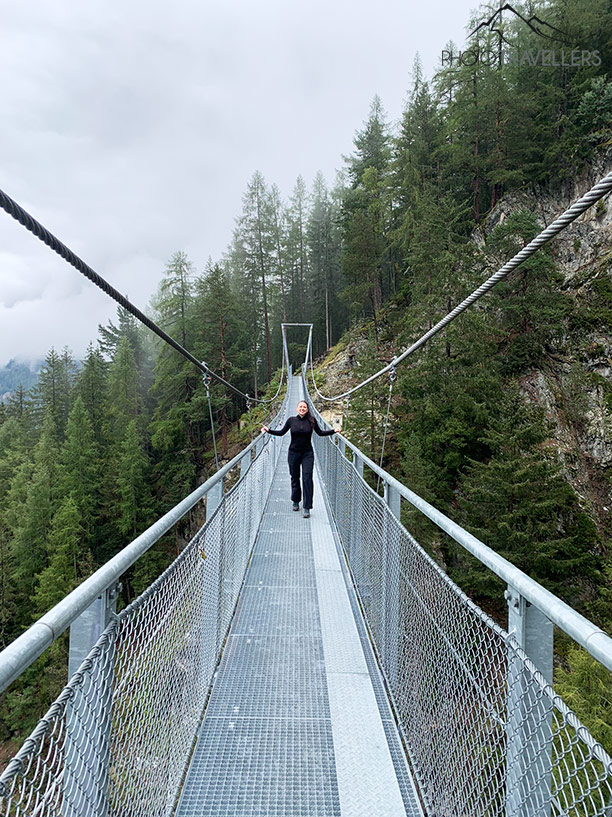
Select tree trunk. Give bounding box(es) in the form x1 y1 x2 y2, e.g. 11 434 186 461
220 318 228 455
325 285 330 350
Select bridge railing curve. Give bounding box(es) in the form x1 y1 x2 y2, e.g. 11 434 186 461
0 386 289 817
305 368 612 817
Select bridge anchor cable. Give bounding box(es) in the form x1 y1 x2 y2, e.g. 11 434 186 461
310 170 612 402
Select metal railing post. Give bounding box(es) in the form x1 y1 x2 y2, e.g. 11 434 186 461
206 478 224 520
65 583 120 817
68 584 120 679
506 586 554 817
382 482 400 691
239 449 251 479
350 453 364 568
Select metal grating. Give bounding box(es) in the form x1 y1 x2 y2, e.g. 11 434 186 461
309 383 612 817
176 423 341 816
314 464 426 817
176 377 420 817
177 717 340 817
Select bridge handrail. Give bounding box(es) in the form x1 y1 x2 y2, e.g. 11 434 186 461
321 413 612 674
0 428 273 694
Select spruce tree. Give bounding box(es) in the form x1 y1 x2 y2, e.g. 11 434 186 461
59 397 100 543
150 252 204 503
116 419 152 538
342 97 392 328
32 496 91 615
487 210 570 374
194 262 250 455
285 176 309 323
306 173 343 353
232 172 276 384
76 343 109 448
33 348 77 438
7 413 60 628
457 387 600 606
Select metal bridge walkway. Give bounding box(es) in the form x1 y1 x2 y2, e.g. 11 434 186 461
176 378 423 817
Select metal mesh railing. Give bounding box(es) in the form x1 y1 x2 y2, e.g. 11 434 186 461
311 421 612 817
0 407 286 816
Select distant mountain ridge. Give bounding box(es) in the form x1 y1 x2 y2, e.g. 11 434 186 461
0 359 42 401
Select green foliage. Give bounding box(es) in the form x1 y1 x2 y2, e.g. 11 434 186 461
8 413 60 624
555 646 612 753
457 387 600 605
76 344 109 448
32 348 77 438
395 312 502 506
341 97 392 325
2 0 612 766
117 420 153 539
487 211 571 374
571 269 612 331
578 76 612 145
59 397 100 540
33 496 92 615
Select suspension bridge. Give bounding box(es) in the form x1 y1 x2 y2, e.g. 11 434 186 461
0 177 612 816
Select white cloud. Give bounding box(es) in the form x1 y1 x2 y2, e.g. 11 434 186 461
0 0 475 366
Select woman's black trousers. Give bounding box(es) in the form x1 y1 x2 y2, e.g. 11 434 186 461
287 449 315 510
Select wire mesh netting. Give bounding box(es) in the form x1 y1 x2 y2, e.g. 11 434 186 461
312 422 612 817
0 410 286 817
3 369 612 817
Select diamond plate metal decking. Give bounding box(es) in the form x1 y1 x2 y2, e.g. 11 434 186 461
175 378 423 816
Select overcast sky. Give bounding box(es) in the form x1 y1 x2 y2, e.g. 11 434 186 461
0 0 478 367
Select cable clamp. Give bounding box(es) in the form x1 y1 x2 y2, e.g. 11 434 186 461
201 361 212 391
389 360 397 386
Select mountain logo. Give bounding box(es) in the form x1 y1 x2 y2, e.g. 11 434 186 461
441 3 600 69
469 4 570 47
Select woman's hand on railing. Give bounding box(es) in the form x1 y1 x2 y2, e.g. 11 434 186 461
261 425 269 433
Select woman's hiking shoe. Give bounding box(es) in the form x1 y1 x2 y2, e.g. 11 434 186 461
293 502 300 511
303 509 310 518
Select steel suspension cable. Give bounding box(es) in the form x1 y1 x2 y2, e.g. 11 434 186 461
310 170 612 402
0 187 274 403
343 394 351 434
376 364 397 492
202 367 220 469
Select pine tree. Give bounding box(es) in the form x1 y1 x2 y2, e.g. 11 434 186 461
59 397 100 542
108 336 141 443
7 413 60 628
232 172 276 384
395 312 501 506
487 210 570 374
457 387 600 606
116 419 152 538
98 307 148 373
76 343 109 448
342 97 392 328
33 348 77 438
149 252 204 503
269 184 288 323
0 418 24 647
285 176 309 322
306 173 343 353
194 262 250 454
32 496 91 615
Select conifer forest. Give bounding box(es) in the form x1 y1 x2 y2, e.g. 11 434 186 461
1 0 612 759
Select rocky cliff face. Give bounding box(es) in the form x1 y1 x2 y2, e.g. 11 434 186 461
480 156 612 534
315 157 612 535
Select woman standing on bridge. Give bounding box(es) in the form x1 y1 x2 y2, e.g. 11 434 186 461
261 400 339 518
